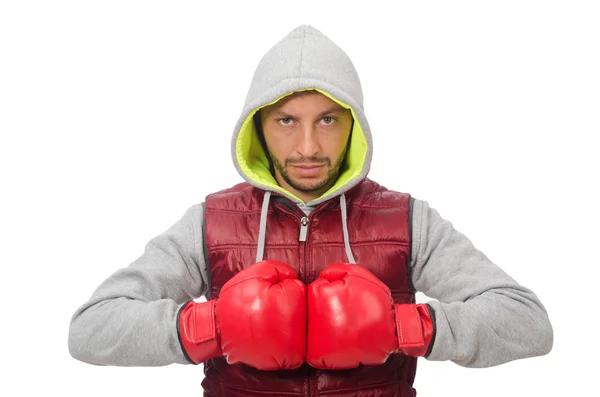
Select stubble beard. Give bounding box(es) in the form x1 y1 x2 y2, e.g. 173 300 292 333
270 147 348 194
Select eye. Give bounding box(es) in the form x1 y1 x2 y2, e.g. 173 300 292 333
321 116 335 125
277 118 293 126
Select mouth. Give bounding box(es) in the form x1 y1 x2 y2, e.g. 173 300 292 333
293 164 324 169
291 164 325 177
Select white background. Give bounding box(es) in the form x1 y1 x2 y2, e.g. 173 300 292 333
1 1 598 396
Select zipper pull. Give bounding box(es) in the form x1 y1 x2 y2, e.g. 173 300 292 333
299 216 309 242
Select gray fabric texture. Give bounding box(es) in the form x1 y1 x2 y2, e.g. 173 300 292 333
410 199 553 367
339 194 356 264
255 190 272 262
69 204 206 366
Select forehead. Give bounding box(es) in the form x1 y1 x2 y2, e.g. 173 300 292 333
263 90 345 114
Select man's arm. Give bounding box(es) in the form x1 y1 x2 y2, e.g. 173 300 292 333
68 203 209 366
410 198 553 368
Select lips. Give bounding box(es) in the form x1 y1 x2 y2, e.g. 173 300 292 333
292 164 324 177
294 165 323 169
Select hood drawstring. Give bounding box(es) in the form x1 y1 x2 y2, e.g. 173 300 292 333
255 190 356 265
255 190 271 263
340 193 356 264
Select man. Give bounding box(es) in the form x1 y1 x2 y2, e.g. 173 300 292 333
69 25 553 396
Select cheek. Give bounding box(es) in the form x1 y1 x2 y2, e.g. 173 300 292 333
324 131 351 156
265 133 295 159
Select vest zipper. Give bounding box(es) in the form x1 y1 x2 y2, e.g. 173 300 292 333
292 215 313 397
300 214 315 397
299 216 309 242
271 198 326 397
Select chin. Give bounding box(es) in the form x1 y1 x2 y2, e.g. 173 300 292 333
291 178 329 193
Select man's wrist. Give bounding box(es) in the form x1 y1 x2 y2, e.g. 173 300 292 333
393 303 435 357
177 300 222 365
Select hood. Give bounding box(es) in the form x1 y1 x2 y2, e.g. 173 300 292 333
230 25 373 207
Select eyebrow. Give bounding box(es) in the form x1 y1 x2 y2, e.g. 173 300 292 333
273 106 346 119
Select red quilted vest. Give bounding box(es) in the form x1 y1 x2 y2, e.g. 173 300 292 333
202 178 417 397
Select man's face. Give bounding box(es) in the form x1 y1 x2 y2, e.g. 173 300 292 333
260 91 353 202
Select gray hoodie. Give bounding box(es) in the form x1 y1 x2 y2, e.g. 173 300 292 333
68 25 553 369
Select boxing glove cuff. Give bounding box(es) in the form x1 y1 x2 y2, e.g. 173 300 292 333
393 303 436 357
177 300 222 364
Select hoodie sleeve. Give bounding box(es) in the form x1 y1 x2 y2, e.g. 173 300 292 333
410 198 553 368
68 203 209 366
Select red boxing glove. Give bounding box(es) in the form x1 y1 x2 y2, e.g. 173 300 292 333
306 263 434 370
178 260 307 370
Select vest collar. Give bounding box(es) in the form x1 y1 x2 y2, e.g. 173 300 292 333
255 190 356 265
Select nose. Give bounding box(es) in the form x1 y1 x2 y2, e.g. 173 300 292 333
296 124 320 158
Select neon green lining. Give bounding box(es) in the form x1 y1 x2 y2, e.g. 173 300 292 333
235 88 368 203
